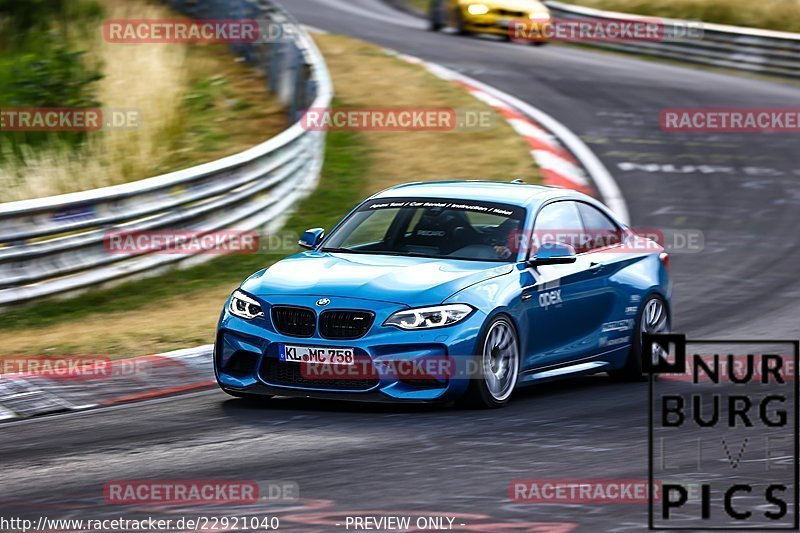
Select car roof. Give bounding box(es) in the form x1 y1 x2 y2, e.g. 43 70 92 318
370 180 587 208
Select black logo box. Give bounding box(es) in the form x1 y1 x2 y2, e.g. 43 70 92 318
645 334 800 531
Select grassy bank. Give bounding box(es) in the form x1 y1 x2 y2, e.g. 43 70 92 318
562 0 800 33
409 0 430 12
409 0 800 33
0 32 536 357
0 0 286 202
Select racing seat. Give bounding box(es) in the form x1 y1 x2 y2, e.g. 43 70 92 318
402 209 472 255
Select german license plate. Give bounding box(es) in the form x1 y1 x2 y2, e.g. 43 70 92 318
278 344 355 365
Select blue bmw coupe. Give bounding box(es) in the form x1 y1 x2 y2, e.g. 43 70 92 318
215 181 671 407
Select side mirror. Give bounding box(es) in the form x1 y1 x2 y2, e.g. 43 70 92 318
298 228 325 249
528 242 577 266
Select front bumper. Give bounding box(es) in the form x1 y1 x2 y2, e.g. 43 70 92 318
215 295 486 402
463 13 551 39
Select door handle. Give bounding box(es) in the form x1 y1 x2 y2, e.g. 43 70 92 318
589 261 604 274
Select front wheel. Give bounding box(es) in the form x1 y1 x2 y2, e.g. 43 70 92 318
609 295 670 381
463 315 520 408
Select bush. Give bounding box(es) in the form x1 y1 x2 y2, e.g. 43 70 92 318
1 33 102 152
0 0 67 34
8 36 102 108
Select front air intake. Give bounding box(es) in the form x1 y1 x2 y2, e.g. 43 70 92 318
319 310 375 340
271 305 316 337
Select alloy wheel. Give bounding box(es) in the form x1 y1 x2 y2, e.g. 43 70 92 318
481 319 520 402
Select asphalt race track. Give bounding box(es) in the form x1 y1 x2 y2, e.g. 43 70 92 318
2 1 800 531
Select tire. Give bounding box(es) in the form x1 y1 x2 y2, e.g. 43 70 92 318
455 10 470 35
463 315 520 408
609 295 670 381
429 7 444 31
429 0 444 31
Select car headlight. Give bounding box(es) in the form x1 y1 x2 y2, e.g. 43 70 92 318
228 290 264 320
384 304 474 330
467 3 490 15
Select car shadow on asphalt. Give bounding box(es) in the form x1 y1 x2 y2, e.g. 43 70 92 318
217 373 638 419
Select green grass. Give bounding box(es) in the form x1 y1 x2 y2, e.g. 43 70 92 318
164 75 241 169
0 124 370 331
0 1 288 203
408 0 429 12
409 0 800 32
565 0 800 32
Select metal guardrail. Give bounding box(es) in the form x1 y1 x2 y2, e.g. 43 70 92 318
0 0 332 306
545 1 800 78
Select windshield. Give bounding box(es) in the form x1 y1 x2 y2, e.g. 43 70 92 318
321 197 526 262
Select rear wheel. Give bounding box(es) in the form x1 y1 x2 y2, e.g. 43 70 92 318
463 316 520 408
609 295 670 381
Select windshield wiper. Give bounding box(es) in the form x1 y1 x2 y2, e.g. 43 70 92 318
373 251 432 258
321 247 505 262
320 247 364 254
321 248 432 258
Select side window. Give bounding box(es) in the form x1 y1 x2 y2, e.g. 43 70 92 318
533 201 584 253
577 203 622 252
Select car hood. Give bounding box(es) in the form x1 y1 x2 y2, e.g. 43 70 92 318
240 251 514 306
481 0 547 12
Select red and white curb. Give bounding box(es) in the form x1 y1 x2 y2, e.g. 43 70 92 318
457 80 593 195
394 52 629 224
0 346 214 420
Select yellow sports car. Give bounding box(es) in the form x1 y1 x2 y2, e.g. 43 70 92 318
429 0 551 43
